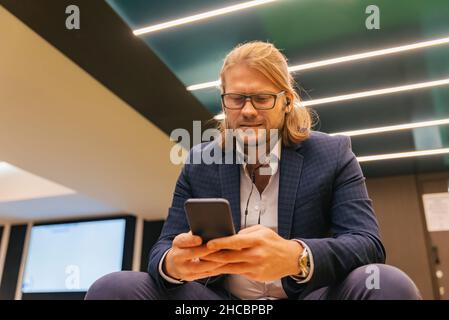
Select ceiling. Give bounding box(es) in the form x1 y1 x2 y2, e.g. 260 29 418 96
106 0 449 177
0 5 183 222
2 0 449 185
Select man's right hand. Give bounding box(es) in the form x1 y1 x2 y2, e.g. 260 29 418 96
163 232 225 282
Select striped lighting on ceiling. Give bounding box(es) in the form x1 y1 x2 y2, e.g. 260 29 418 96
357 148 449 162
133 0 279 36
330 118 449 137
301 77 449 107
187 35 449 91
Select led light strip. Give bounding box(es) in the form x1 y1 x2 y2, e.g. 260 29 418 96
301 77 449 107
214 113 225 120
187 36 449 91
331 118 449 137
133 0 279 36
288 36 449 73
188 80 221 91
357 148 449 162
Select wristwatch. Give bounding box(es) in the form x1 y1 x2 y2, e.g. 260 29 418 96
292 245 311 281
299 247 311 278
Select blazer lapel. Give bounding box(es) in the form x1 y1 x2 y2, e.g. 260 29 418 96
219 164 241 232
278 145 304 239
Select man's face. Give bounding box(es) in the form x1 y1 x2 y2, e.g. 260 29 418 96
222 64 289 147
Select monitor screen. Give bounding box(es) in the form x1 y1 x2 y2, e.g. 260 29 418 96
22 218 127 293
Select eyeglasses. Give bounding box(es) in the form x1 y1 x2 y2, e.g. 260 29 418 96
221 91 285 110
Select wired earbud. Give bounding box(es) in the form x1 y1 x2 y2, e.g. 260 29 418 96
285 98 291 113
244 164 264 229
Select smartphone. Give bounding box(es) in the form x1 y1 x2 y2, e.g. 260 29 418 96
184 198 236 242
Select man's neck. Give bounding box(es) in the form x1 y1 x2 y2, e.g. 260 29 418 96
243 139 279 163
243 138 281 178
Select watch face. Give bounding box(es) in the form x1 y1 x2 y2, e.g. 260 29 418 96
299 249 310 276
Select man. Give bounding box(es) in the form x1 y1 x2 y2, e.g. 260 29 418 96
86 41 421 300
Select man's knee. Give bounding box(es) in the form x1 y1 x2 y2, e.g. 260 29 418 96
342 264 422 300
85 271 162 300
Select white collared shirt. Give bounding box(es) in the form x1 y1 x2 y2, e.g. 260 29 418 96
225 155 285 299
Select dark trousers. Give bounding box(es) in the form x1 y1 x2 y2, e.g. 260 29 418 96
85 264 422 300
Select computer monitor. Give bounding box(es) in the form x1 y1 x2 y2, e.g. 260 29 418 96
21 215 135 300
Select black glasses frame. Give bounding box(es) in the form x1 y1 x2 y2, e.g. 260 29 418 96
221 91 285 110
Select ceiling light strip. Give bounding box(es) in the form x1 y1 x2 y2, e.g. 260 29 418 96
357 148 449 162
288 36 449 73
331 118 449 137
188 80 221 91
301 77 449 107
133 0 278 36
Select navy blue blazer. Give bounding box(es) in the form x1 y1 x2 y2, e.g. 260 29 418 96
148 131 386 299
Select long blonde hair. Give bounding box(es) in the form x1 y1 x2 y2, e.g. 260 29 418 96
218 41 313 147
